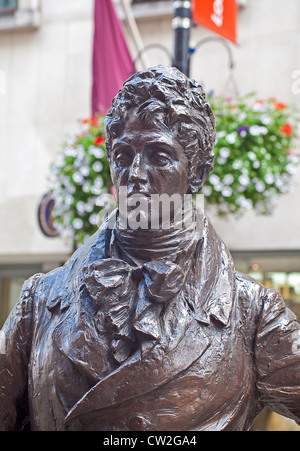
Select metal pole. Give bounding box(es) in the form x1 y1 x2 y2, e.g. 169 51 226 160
172 0 192 76
120 0 150 69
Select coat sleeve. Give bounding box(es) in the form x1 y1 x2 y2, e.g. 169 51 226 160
0 274 42 431
255 288 300 424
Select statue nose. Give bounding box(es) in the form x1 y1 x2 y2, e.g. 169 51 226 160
128 153 147 183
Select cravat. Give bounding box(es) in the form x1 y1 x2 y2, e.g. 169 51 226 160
83 258 184 363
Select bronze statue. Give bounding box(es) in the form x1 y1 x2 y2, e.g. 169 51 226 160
1 66 300 431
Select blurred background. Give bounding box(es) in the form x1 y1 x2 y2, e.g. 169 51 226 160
0 0 300 431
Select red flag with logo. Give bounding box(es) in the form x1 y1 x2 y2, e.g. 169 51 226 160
192 0 237 44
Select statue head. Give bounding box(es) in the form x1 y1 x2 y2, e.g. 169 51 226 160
105 65 216 197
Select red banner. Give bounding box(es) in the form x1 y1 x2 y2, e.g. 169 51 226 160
92 0 135 116
192 0 237 44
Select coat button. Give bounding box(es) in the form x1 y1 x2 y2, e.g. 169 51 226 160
129 415 147 431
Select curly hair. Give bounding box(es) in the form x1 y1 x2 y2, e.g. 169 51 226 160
105 65 216 194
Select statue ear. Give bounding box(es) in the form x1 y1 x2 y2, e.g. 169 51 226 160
188 160 214 194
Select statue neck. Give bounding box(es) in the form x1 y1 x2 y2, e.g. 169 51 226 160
112 205 198 266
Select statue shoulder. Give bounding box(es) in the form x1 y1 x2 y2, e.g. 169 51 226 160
34 225 111 312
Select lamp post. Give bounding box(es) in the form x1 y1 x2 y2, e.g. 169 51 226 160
172 0 192 76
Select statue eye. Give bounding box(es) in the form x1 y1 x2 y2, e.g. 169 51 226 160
153 152 171 167
115 150 133 167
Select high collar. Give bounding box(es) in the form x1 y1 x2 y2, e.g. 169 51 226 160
112 204 198 266
46 209 236 327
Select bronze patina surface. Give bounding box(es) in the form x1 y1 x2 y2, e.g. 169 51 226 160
1 66 299 431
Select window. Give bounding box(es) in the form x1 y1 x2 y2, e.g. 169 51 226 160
0 264 42 328
0 0 18 14
233 251 300 321
0 0 40 32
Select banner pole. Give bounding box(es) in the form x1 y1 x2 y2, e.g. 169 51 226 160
120 0 150 69
172 0 192 76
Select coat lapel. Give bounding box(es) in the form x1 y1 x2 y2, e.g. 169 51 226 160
52 295 110 383
47 221 114 383
64 308 211 425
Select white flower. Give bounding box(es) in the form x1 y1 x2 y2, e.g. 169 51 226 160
94 176 104 188
209 174 220 185
232 160 243 170
222 187 232 197
216 131 226 138
253 102 267 112
223 174 234 185
61 195 73 207
259 126 268 135
73 172 84 184
226 132 237 144
219 147 230 159
256 182 265 193
260 114 271 125
252 161 260 169
287 154 299 164
238 174 250 186
286 164 297 175
249 125 268 136
217 157 226 165
85 202 94 213
82 183 91 193
89 146 104 159
265 174 274 184
80 166 90 177
93 161 103 172
202 185 212 196
248 151 256 161
76 201 86 214
65 146 77 157
237 196 253 209
238 112 247 121
275 176 284 191
67 184 76 194
89 214 98 225
91 186 102 195
73 218 84 230
214 183 223 192
249 125 261 136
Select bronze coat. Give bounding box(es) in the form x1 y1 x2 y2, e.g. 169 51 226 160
1 213 300 431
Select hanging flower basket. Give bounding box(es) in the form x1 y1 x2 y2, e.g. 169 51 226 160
49 116 115 244
204 93 300 216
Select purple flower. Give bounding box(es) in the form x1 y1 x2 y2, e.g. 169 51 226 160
237 125 250 134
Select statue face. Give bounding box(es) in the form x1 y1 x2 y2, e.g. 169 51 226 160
110 111 189 225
